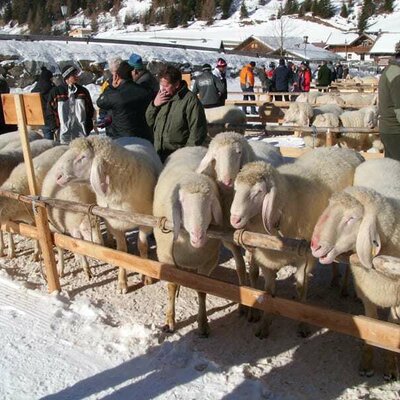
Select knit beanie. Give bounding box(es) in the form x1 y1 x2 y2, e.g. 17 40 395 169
202 63 212 71
62 65 79 80
128 53 144 70
40 66 53 81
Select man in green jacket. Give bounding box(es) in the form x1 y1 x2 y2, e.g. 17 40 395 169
146 65 208 162
317 61 332 90
378 41 400 160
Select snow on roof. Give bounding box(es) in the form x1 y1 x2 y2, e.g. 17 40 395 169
324 32 359 46
253 36 340 61
370 32 400 54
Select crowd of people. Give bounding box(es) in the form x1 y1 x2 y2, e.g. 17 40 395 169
2 47 397 163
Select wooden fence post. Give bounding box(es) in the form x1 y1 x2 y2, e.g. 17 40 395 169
13 94 60 293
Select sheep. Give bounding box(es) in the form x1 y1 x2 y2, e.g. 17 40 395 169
196 132 283 297
311 159 400 380
0 130 42 152
0 139 56 186
54 136 162 293
229 147 364 338
41 150 103 279
154 146 223 336
315 94 346 107
313 104 343 117
340 93 377 107
339 106 380 152
295 92 321 104
0 146 68 259
303 113 340 149
283 102 314 127
204 105 247 138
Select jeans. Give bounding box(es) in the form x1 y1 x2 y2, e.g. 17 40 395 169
42 125 54 140
241 85 256 114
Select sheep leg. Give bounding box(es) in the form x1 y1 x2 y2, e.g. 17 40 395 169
57 247 65 277
73 227 92 280
197 291 210 338
255 268 276 339
294 258 314 337
32 240 41 262
359 297 378 377
7 233 15 259
0 231 5 257
138 226 154 285
384 306 400 381
223 241 247 315
114 230 128 294
163 282 179 333
247 257 261 323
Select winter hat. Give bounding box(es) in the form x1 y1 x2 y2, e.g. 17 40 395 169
40 66 53 80
279 58 285 66
202 63 212 71
395 41 400 54
62 65 79 80
216 58 227 67
250 61 256 67
128 53 144 70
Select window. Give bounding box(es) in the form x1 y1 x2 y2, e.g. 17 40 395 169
347 53 352 59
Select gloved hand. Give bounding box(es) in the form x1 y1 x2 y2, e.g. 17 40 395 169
97 115 112 129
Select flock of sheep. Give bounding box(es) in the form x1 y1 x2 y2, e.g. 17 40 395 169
0 123 399 381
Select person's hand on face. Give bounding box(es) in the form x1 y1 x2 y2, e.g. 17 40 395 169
153 89 171 107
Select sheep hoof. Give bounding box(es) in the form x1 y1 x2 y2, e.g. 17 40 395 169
297 322 311 338
118 283 128 294
384 357 399 381
142 275 155 285
162 324 174 333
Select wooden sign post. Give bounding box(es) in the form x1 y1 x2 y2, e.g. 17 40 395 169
1 93 60 293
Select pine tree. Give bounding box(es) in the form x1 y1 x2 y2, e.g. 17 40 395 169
381 0 394 13
317 0 335 18
283 0 299 15
12 0 30 23
90 15 98 33
358 0 375 32
311 0 320 15
303 0 313 12
202 0 215 23
3 2 12 22
240 2 248 18
340 2 348 17
221 0 232 19
166 6 178 28
298 4 305 16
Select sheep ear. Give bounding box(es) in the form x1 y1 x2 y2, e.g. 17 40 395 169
211 194 223 226
261 185 278 234
90 158 109 195
356 212 381 269
172 195 182 241
196 152 214 175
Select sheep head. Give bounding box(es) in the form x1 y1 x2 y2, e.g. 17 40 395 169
55 138 95 187
230 161 280 234
172 176 222 248
197 132 250 189
311 188 382 268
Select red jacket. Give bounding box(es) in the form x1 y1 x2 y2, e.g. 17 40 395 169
298 68 311 92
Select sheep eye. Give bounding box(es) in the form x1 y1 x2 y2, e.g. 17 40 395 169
344 216 355 225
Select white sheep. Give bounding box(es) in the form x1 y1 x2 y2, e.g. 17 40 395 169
296 92 321 104
204 105 247 137
0 139 55 186
41 150 102 279
313 104 343 117
303 113 340 148
340 93 377 107
311 159 400 380
339 106 380 151
229 147 364 338
0 130 42 151
196 132 283 294
315 94 346 107
283 102 314 127
154 146 223 336
0 146 68 259
54 136 162 293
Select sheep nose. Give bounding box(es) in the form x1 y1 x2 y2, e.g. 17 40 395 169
222 178 233 187
310 238 321 252
230 215 242 226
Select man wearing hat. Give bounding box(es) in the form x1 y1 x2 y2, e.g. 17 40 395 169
213 58 228 105
128 53 159 99
192 63 226 108
378 41 400 160
46 64 94 144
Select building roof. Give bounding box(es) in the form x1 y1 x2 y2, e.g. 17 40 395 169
370 32 400 54
252 36 341 61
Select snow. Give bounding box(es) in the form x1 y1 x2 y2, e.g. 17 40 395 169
370 33 400 54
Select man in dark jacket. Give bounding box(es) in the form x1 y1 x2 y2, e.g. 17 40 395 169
378 41 400 160
97 61 152 141
271 58 293 100
46 64 94 144
317 61 332 90
192 63 226 108
128 53 159 99
146 65 207 162
32 66 55 139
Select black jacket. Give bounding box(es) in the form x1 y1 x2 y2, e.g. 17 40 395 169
97 79 152 141
136 70 159 99
272 65 292 92
0 77 17 134
192 70 226 107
